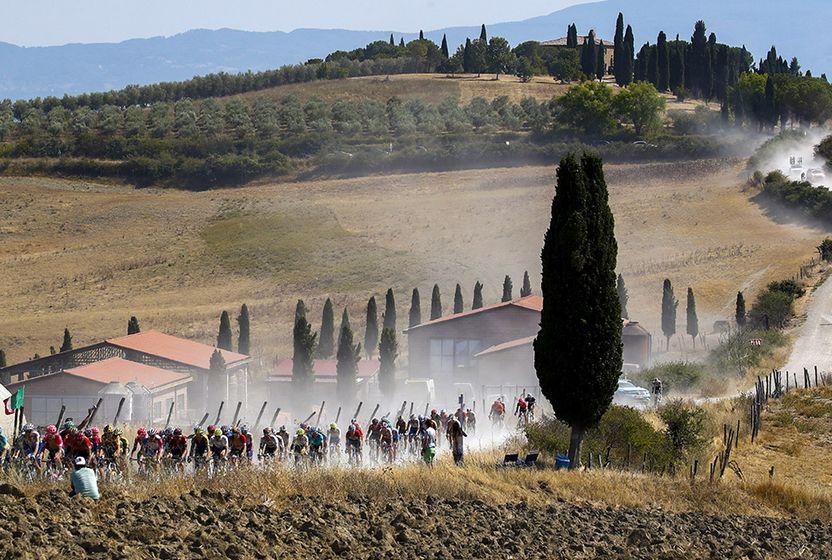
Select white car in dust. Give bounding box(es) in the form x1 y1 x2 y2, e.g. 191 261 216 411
614 379 651 408
806 168 826 184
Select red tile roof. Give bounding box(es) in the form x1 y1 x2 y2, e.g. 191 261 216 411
107 330 249 370
404 295 543 332
64 357 190 389
475 335 536 358
269 359 379 380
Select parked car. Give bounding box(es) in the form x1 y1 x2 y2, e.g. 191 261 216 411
806 168 826 183
613 379 651 407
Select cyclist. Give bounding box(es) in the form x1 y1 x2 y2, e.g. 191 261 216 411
307 427 325 465
241 426 254 463
259 427 281 464
395 416 407 448
228 427 247 465
291 429 308 467
276 426 290 462
129 427 148 461
209 428 229 469
166 427 188 473
40 425 63 473
66 426 93 464
525 394 537 420
20 424 40 461
465 408 476 435
344 424 362 466
439 410 450 443
651 378 663 408
379 420 394 464
407 415 420 454
139 429 164 473
489 398 506 428
366 419 381 461
515 396 529 427
189 427 210 471
327 423 341 461
454 406 466 425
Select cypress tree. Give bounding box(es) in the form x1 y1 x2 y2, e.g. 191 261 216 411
217 310 233 351
378 327 398 399
690 20 709 98
596 41 606 81
622 25 635 86
430 284 442 320
567 24 578 49
479 24 487 43
419 30 424 41
0 349 5 368
646 45 658 87
409 288 422 328
463 38 473 73
617 273 629 319
440 34 449 58
501 275 513 302
316 298 335 358
400 38 405 48
613 13 625 85
686 287 699 348
534 153 622 469
389 34 395 46
292 300 317 403
364 296 379 358
127 316 141 335
661 279 678 351
383 288 397 333
765 75 777 128
336 309 361 407
472 281 484 309
60 328 73 353
736 292 747 327
669 38 685 91
521 271 532 297
581 30 597 77
656 32 670 91
453 284 464 313
634 43 650 82
236 304 251 355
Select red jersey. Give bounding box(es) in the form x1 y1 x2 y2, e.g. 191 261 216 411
44 433 63 451
68 434 92 453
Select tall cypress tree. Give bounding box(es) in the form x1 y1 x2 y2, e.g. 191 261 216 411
419 30 424 41
613 13 625 85
364 296 379 358
440 34 449 58
472 281 484 309
567 24 578 49
316 298 335 358
292 300 317 405
581 30 597 77
535 153 622 468
501 275 513 302
389 34 395 46
127 316 141 335
453 284 464 313
686 287 699 348
765 75 777 128
336 309 361 407
622 25 635 86
656 32 670 91
736 292 747 327
661 279 678 351
596 41 606 81
430 284 442 320
634 43 650 82
689 20 709 98
236 304 251 355
479 24 487 43
383 288 397 333
646 45 658 87
409 288 422 328
463 38 473 73
521 271 532 297
60 328 73 353
378 327 398 399
617 274 629 319
217 311 233 351
399 38 405 48
669 37 685 92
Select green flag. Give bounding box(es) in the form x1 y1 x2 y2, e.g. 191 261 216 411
10 387 23 410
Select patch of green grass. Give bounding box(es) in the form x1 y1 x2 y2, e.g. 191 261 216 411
200 205 417 290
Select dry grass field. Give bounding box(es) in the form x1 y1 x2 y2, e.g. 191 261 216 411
0 156 825 366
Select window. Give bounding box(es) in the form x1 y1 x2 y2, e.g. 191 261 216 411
429 338 481 374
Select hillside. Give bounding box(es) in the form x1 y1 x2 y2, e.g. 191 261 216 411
0 157 823 367
0 0 828 99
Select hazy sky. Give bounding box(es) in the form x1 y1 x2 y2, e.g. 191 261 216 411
1 0 591 46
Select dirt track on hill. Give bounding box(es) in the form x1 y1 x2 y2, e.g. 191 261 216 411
2 485 829 559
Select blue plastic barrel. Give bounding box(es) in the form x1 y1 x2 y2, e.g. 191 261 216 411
555 455 571 470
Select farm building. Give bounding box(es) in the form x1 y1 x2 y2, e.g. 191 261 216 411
539 34 615 74
6 357 191 427
267 359 380 409
0 330 250 420
404 295 651 398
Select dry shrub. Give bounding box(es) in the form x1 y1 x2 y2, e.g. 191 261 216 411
746 479 832 520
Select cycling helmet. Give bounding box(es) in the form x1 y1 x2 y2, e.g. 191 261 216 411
371 418 378 424
330 423 337 430
63 420 75 430
103 425 112 433
173 427 182 435
194 427 203 434
148 428 157 437
263 427 271 435
137 427 147 437
278 425 286 431
296 429 305 436
113 428 123 436
23 423 34 432
91 427 100 435
207 425 216 434
214 429 223 437
347 425 355 433
46 425 57 435
163 427 173 436
241 425 249 433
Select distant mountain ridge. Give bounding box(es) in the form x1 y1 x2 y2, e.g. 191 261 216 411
1 0 828 100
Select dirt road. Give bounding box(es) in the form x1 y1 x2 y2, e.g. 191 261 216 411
784 273 832 375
